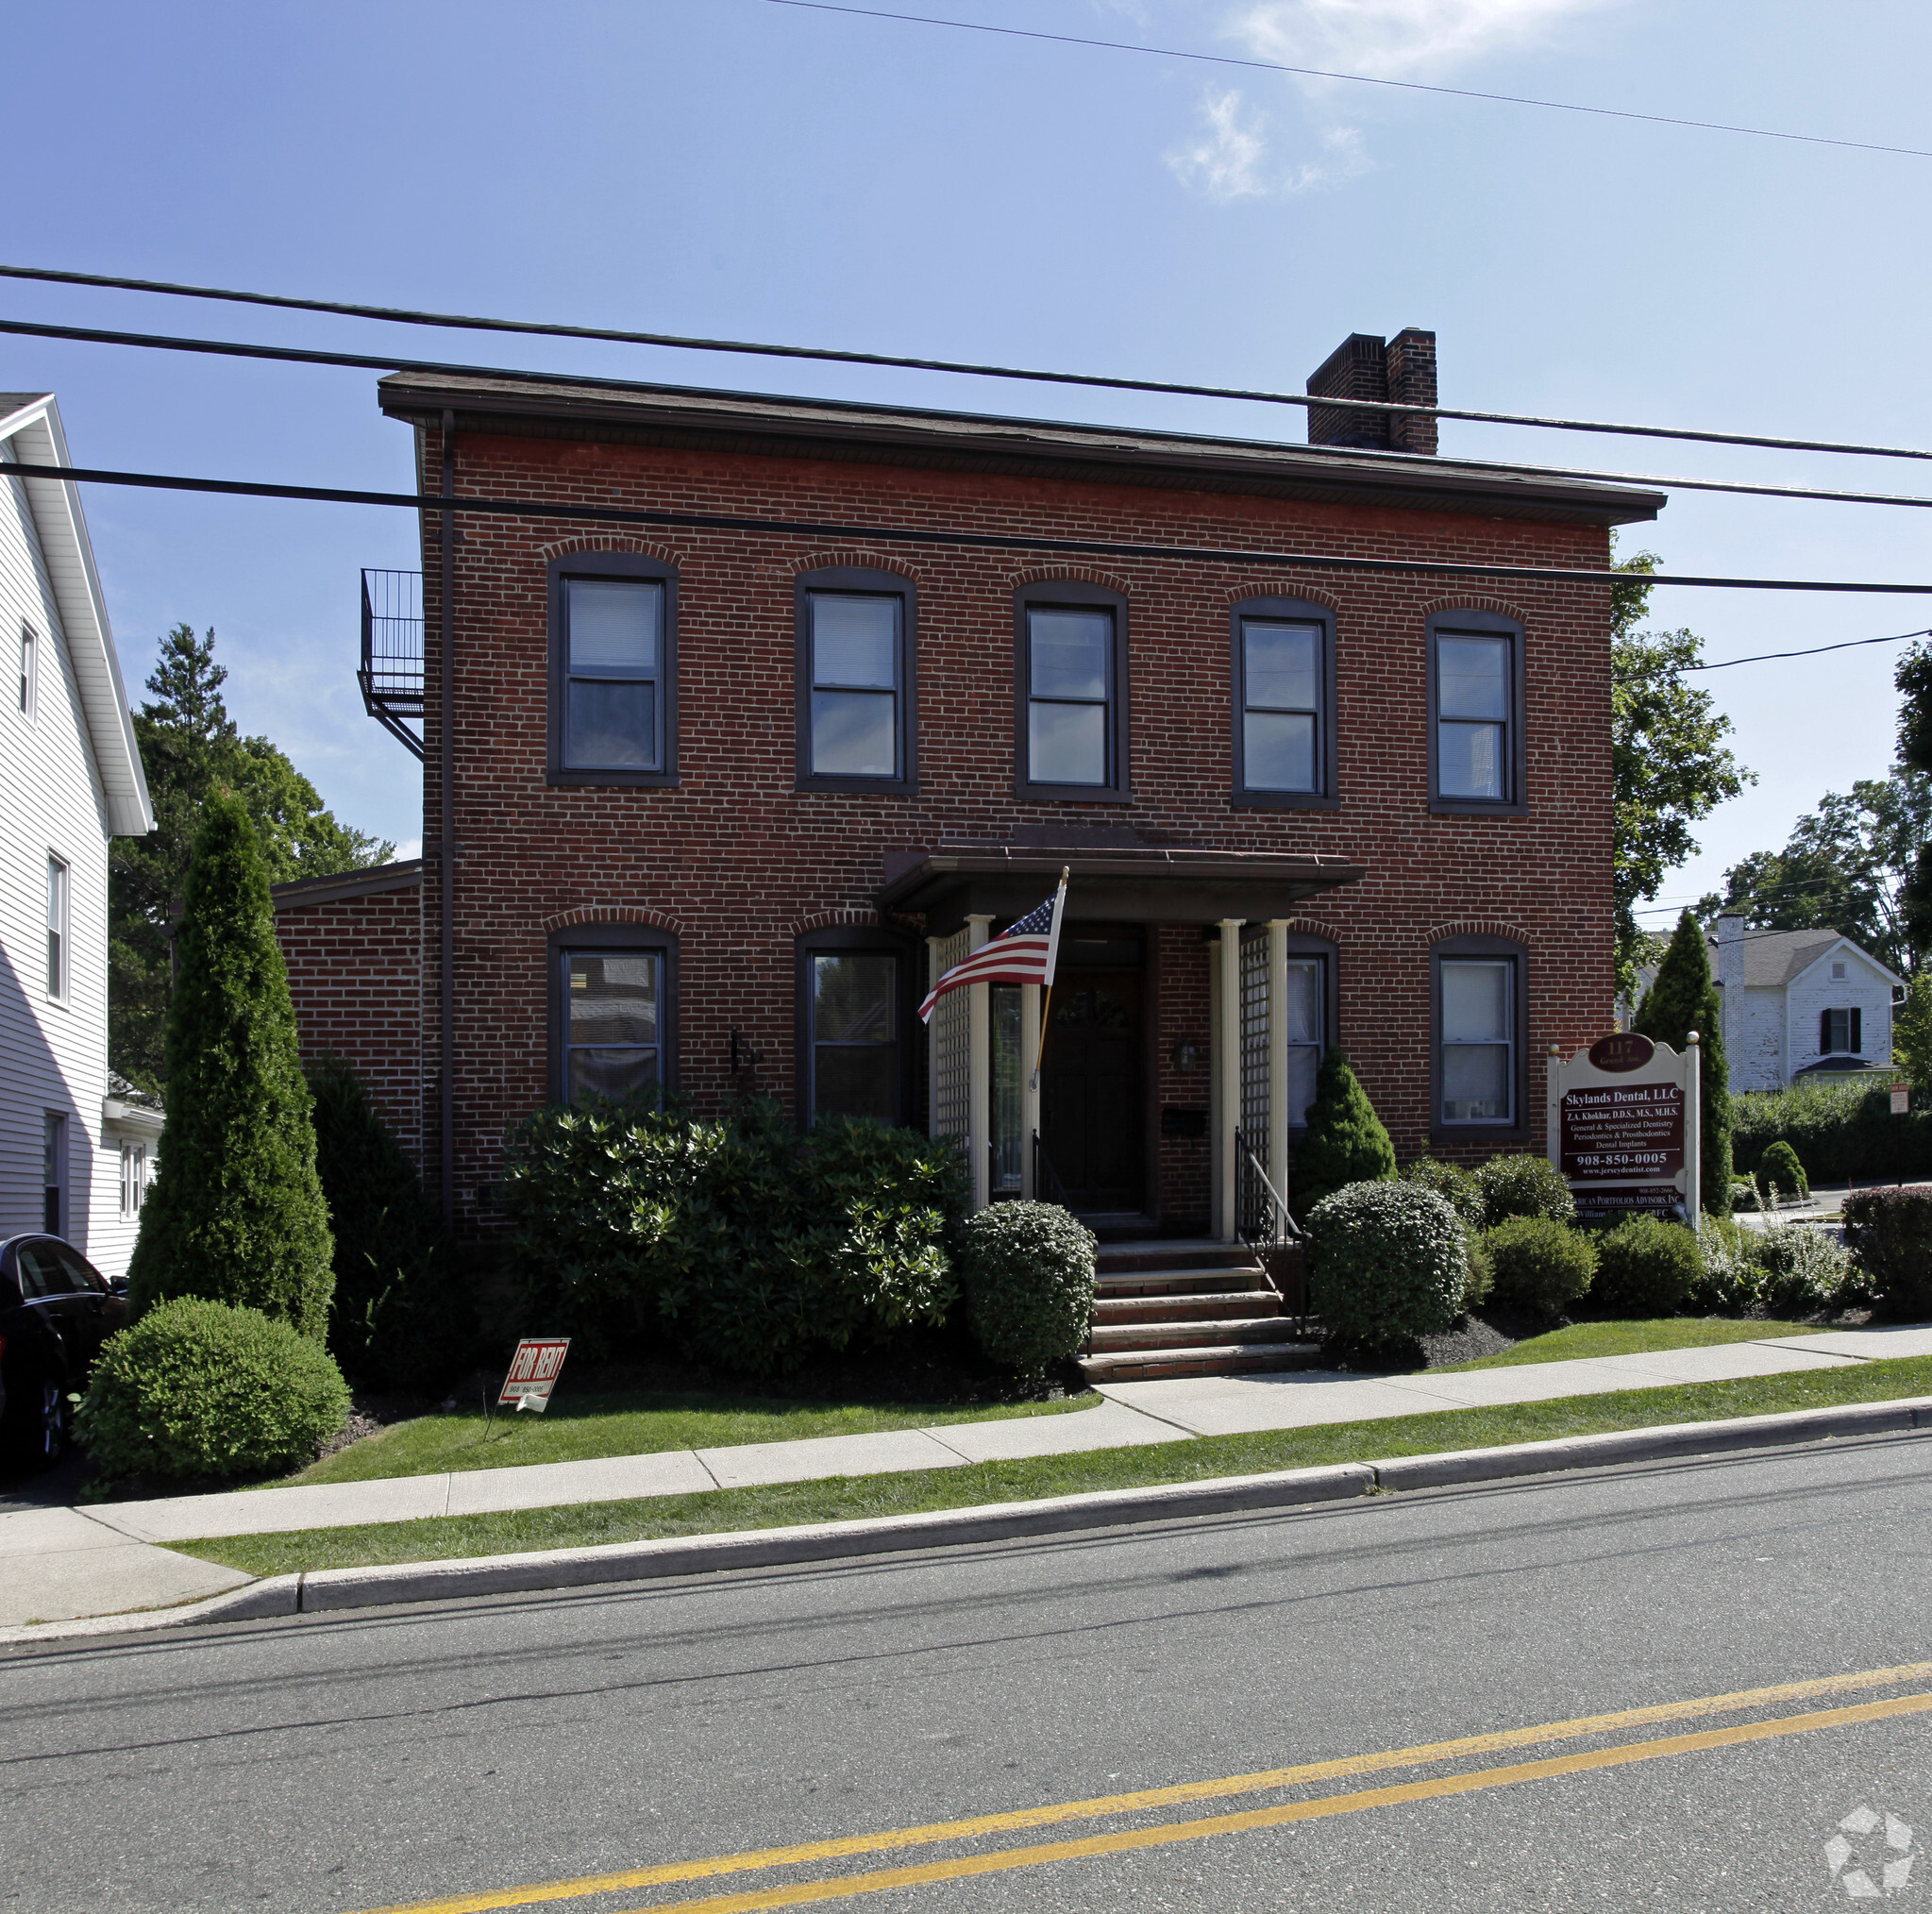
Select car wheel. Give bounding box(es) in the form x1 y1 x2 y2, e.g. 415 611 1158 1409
33 1381 70 1467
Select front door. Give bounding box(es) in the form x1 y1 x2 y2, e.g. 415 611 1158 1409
1041 963 1145 1213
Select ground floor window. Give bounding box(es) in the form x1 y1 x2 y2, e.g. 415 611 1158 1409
806 947 901 1123
563 949 664 1101
1438 955 1518 1126
42 1112 66 1236
119 1140 147 1217
1822 1007 1862 1054
1284 955 1325 1126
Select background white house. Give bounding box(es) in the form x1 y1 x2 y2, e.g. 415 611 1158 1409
2 393 157 1278
1711 915 1903 1095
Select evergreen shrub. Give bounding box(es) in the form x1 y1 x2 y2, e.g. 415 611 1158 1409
1590 1216 1701 1316
1756 1139 1809 1202
76 1297 350 1484
1306 1182 1467 1347
126 789 334 1337
1400 1157 1485 1229
1840 1189 1932 1321
500 1099 967 1372
1293 1049 1397 1218
1476 1154 1576 1229
954 1201 1097 1373
1484 1217 1597 1316
307 1055 475 1393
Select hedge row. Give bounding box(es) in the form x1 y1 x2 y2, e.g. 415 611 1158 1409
1733 1079 1930 1184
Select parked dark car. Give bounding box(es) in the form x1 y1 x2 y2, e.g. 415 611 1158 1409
0 1235 128 1467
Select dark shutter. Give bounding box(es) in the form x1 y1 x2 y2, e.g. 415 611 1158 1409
1821 1009 1833 1054
1852 1007 1863 1054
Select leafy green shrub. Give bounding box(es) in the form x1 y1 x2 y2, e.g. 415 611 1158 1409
1690 1237 1761 1315
1733 1078 1932 1184
126 788 333 1336
1841 1189 1932 1321
500 1099 967 1373
954 1201 1097 1372
1750 1224 1853 1318
1401 1157 1485 1229
1307 1182 1467 1347
307 1054 474 1393
76 1297 350 1484
1484 1216 1597 1316
1756 1139 1809 1203
1590 1216 1701 1316
1293 1049 1397 1218
1461 1230 1496 1309
1476 1154 1576 1229
1730 1178 1762 1214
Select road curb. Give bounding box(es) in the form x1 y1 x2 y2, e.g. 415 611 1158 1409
5 1395 1929 1643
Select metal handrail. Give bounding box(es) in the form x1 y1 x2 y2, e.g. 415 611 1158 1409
1233 1126 1305 1250
359 567 426 759
1032 1131 1071 1208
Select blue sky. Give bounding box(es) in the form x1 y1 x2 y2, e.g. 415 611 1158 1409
7 0 1929 917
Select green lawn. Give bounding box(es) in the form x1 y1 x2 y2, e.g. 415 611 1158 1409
178 1352 1932 1580
278 1386 1100 1487
1438 1318 1823 1371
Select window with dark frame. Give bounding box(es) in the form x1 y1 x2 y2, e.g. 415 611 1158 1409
1435 630 1513 801
1439 957 1517 1125
1283 955 1326 1127
562 949 664 1102
1822 1007 1863 1054
1025 605 1116 790
1238 618 1325 796
805 592 901 780
45 854 66 1000
560 577 664 772
42 1112 65 1236
808 950 900 1123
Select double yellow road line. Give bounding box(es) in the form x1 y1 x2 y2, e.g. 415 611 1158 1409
359 1658 1932 1914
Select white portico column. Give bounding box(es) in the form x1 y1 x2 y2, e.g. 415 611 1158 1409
1020 982 1042 1198
966 914 994 1211
1268 920 1291 1209
1214 916 1244 1242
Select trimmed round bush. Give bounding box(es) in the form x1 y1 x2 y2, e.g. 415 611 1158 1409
76 1297 351 1484
1400 1156 1485 1229
1756 1139 1809 1203
1590 1216 1701 1317
1841 1188 1932 1320
1749 1224 1852 1318
1476 1154 1576 1229
1484 1216 1597 1316
955 1201 1097 1373
1307 1182 1467 1347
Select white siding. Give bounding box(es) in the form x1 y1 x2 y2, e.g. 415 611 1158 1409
1733 985 1786 1092
1787 949 1896 1077
0 458 119 1268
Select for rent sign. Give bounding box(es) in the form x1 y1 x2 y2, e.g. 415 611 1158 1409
498 1337 570 1412
1547 1034 1702 1229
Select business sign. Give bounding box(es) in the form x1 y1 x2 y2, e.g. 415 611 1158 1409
1548 1035 1701 1226
1893 1086 1911 1116
498 1336 570 1413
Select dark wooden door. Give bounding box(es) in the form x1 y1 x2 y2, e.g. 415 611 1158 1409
1041 968 1145 1212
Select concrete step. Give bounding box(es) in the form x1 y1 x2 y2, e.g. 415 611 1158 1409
1079 1342 1325 1384
1096 1268 1266 1299
1094 1240 1262 1275
1086 1317 1307 1352
1093 1290 1283 1325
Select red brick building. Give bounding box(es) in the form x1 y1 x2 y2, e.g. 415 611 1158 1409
279 331 1660 1248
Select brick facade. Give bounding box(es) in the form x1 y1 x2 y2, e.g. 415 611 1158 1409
277 367 1659 1245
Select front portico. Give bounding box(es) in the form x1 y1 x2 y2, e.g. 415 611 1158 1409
879 846 1364 1237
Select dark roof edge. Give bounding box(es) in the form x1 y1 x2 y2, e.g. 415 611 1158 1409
378 371 1664 529
271 859 424 909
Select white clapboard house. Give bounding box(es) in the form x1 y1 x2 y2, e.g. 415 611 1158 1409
2 393 157 1277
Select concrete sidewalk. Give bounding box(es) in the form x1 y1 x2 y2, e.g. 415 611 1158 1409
5 1322 1931 1630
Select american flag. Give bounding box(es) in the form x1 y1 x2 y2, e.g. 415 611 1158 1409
917 870 1069 1022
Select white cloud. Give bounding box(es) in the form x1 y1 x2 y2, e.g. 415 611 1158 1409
1166 89 1367 200
1222 0 1622 85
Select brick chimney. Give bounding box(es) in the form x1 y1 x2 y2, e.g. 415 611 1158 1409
1306 327 1437 455
1715 915 1745 1085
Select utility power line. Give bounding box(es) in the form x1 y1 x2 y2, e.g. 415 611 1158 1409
1682 629 1932 671
7 454 1932 596
763 0 1932 163
8 269 1932 467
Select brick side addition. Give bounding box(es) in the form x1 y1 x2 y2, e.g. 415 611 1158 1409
272 864 424 1157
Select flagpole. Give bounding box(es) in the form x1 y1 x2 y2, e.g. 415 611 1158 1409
1030 867 1070 1091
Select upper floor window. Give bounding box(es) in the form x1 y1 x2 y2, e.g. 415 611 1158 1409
1822 1007 1863 1055
795 567 916 791
1016 584 1129 801
45 855 67 1001
19 622 35 718
798 930 910 1125
561 948 665 1101
1232 596 1336 807
1433 935 1527 1133
547 554 679 787
1430 613 1524 812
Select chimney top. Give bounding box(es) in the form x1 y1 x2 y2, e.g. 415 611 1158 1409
1306 327 1436 456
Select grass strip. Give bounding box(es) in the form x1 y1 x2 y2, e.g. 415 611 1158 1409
1439 1317 1823 1370
284 1387 1098 1487
170 1354 1932 1580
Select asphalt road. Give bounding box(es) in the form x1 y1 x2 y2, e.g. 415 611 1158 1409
6 1436 1932 1913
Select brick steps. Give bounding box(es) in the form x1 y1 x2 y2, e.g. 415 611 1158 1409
1081 1342 1325 1384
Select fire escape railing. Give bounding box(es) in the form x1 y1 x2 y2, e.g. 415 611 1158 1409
359 568 426 759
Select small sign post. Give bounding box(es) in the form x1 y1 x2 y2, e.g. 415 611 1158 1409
498 1337 570 1414
1893 1085 1910 1187
1548 1032 1702 1231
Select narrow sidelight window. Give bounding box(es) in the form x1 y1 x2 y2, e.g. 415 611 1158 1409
809 951 899 1123
43 1113 66 1236
1284 956 1325 1127
563 949 664 1101
19 622 34 717
1439 958 1515 1124
1435 632 1512 800
562 579 664 770
120 1141 146 1217
1240 621 1322 793
1822 1007 1862 1054
45 855 67 1000
807 593 900 778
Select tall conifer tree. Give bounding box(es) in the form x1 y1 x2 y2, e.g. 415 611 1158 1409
127 789 335 1336
1292 1047 1398 1218
1635 908 1733 1216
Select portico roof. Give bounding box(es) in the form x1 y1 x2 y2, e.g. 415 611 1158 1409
877 844 1365 934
